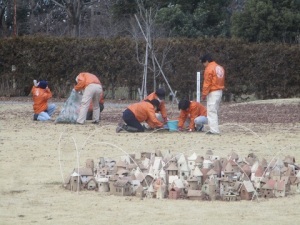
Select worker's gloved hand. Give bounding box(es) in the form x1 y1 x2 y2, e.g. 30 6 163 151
72 89 82 95
143 124 153 130
201 95 207 101
163 117 168 123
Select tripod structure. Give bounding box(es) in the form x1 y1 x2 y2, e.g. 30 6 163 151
134 11 178 104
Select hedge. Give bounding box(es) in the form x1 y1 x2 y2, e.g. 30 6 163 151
0 36 299 100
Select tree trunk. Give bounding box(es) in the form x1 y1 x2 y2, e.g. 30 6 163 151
52 0 82 37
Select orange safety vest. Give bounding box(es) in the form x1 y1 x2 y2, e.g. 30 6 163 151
178 101 207 130
31 86 53 114
144 92 167 119
202 61 225 96
74 72 101 91
128 101 164 128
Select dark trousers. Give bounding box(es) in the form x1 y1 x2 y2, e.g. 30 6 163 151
123 109 145 132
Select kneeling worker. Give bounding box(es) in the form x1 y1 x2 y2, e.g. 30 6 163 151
178 99 208 132
31 80 56 121
116 99 164 133
144 88 168 123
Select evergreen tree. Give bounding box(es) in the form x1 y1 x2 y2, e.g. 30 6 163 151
231 0 300 43
155 0 231 37
112 0 231 38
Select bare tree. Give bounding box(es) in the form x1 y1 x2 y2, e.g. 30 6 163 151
49 0 82 37
80 0 126 38
133 0 175 101
0 1 7 36
50 0 99 37
132 0 157 99
0 0 122 38
0 0 12 37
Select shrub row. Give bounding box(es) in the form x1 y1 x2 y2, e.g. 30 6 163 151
0 36 299 100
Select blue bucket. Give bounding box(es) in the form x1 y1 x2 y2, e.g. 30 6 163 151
167 120 178 132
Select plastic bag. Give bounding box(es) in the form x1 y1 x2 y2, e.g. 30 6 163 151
55 90 82 124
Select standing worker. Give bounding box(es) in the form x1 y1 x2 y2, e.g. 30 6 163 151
31 80 56 121
144 88 168 123
177 100 208 132
200 54 225 134
116 99 164 133
74 72 103 124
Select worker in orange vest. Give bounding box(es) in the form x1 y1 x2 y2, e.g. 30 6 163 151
31 80 56 121
116 99 164 132
201 54 225 134
74 72 103 124
144 88 168 123
178 100 208 132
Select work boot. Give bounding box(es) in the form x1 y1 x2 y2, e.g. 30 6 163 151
195 125 204 132
123 125 139 132
33 114 39 121
142 124 153 131
116 122 125 133
206 131 220 135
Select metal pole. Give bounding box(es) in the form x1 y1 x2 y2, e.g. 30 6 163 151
196 72 201 102
13 0 17 37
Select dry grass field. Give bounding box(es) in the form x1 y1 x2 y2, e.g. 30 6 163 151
0 98 299 225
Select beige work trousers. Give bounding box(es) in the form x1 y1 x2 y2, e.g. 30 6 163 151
77 83 102 124
207 90 223 134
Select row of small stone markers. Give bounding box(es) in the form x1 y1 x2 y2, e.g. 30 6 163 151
63 150 300 201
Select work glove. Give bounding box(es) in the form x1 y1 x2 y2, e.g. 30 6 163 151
72 89 82 94
33 80 38 87
163 117 168 123
201 95 207 101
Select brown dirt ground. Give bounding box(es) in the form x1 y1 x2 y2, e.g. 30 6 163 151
0 97 299 225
